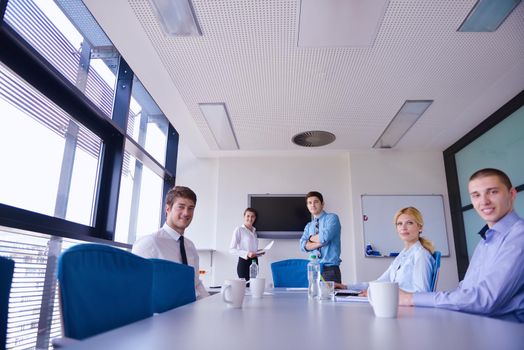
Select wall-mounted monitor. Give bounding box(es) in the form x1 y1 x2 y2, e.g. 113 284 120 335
248 194 311 239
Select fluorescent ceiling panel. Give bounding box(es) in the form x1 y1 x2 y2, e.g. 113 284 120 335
199 103 239 150
148 0 201 36
298 0 389 47
458 0 521 32
373 100 433 149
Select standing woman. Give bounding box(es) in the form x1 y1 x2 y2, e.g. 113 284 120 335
229 208 264 281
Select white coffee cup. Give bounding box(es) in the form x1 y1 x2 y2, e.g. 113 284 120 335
250 277 265 298
222 279 246 308
367 281 399 318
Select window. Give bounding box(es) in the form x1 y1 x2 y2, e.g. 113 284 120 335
127 78 169 166
5 0 118 117
0 62 100 225
0 0 179 349
444 91 524 278
455 105 524 259
1 228 107 350
115 151 164 244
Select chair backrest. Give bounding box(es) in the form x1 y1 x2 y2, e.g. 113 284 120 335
57 244 154 340
430 251 442 292
1 257 15 350
150 259 196 313
271 259 309 288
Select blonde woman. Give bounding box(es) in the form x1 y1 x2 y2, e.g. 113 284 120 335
341 207 435 293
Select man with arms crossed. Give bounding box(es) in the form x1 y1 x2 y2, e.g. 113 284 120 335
400 168 524 322
300 191 342 283
132 186 209 299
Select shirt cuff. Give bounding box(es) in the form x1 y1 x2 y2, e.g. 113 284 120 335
412 292 436 307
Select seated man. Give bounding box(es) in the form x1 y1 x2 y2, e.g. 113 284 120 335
132 186 209 300
399 168 524 322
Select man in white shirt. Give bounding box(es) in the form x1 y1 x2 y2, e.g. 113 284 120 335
132 186 209 299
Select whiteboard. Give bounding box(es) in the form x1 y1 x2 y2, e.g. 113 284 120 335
361 195 449 257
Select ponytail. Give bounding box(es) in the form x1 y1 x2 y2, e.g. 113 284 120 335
419 236 435 255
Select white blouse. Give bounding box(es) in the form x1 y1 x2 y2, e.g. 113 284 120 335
229 225 258 260
350 241 435 293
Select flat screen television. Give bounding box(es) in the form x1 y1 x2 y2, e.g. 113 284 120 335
248 194 311 239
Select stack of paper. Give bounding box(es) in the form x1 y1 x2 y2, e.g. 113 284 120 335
256 240 274 254
335 295 369 303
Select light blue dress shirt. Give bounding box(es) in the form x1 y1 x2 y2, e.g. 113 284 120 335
349 240 434 293
413 211 524 322
300 211 341 266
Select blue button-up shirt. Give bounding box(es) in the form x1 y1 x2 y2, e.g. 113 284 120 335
300 211 341 266
413 211 524 322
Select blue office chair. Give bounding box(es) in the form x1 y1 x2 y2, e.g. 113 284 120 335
271 259 309 288
1 256 15 350
150 259 196 313
57 244 154 340
430 251 442 292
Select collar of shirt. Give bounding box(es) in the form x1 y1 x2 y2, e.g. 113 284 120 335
480 211 520 242
241 224 256 233
397 240 422 261
313 211 326 220
162 222 183 242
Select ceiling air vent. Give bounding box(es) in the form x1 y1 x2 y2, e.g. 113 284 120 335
292 131 336 147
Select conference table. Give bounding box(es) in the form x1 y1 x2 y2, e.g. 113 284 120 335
64 289 524 350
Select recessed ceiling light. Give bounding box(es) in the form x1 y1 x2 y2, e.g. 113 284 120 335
199 103 239 150
148 0 201 36
373 100 433 149
458 0 521 32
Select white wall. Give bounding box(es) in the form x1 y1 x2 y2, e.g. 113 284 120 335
176 146 459 290
349 150 459 290
211 155 352 285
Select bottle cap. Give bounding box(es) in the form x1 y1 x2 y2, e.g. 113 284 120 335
310 254 317 259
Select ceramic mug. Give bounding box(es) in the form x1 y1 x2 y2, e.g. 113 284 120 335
367 281 399 318
250 277 266 298
222 279 246 308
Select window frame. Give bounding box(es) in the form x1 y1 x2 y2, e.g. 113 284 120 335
0 1 177 245
443 90 524 279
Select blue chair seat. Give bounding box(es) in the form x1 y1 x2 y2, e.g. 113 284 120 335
1 256 15 350
271 259 309 288
57 244 154 340
430 251 442 292
150 259 196 313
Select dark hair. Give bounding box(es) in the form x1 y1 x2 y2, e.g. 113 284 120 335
306 191 324 204
244 207 257 217
165 186 197 208
469 168 512 190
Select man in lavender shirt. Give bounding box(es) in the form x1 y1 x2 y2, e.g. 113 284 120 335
399 168 524 322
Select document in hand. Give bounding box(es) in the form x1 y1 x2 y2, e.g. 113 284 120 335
257 240 274 254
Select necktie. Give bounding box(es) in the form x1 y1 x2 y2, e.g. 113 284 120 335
179 236 188 265
315 219 321 258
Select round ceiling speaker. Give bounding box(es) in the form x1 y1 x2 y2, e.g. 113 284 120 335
292 130 336 147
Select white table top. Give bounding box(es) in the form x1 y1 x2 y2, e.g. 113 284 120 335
64 289 524 350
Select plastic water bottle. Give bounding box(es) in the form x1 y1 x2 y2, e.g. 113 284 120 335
249 260 258 280
307 254 320 299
